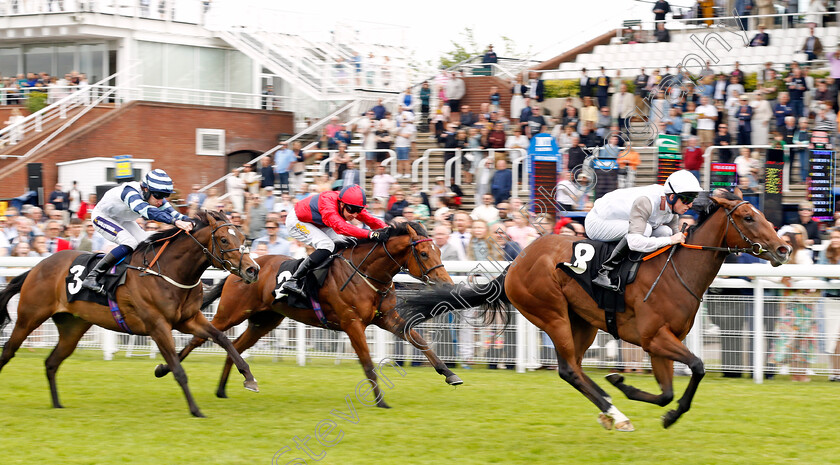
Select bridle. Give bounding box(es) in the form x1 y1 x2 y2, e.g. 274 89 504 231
185 221 252 276
340 235 443 293
134 219 252 289
643 200 770 303
383 237 443 285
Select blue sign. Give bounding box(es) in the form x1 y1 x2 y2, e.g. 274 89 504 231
528 133 560 162
114 155 134 179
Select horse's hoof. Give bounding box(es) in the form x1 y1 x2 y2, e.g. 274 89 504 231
376 401 391 409
154 364 170 378
192 410 206 418
605 373 624 385
614 420 635 432
662 410 680 429
216 390 228 399
243 379 259 392
445 374 463 385
53 403 64 409
597 413 614 430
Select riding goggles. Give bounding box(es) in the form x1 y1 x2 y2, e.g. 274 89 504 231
344 204 364 214
151 191 171 200
677 193 698 205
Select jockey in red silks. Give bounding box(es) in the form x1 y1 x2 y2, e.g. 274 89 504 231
281 184 389 298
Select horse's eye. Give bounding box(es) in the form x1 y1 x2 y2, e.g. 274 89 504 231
744 216 753 223
420 251 428 259
221 237 229 244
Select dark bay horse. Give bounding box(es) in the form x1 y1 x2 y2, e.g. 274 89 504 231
155 221 460 407
397 190 790 430
0 210 260 417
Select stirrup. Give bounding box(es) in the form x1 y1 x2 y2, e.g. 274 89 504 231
593 272 620 292
81 278 105 295
280 279 306 298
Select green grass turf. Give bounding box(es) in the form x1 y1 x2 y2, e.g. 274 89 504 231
0 350 837 465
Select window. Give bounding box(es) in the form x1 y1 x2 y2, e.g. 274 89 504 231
196 128 225 156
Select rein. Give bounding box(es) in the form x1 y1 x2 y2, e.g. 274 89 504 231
338 236 439 294
131 220 248 289
642 200 768 303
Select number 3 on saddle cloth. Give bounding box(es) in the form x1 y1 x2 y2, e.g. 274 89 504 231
273 256 336 328
556 240 644 339
65 253 133 333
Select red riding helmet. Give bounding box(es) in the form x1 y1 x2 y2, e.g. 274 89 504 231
338 184 367 209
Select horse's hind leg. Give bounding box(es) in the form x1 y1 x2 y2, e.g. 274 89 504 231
45 313 92 408
344 320 390 408
215 311 284 399
569 314 613 402
533 299 634 432
176 312 260 394
0 303 53 372
374 312 462 386
148 324 204 417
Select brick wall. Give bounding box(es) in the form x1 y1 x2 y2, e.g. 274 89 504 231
0 102 293 198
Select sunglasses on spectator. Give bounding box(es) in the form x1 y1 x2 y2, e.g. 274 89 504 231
800 208 812 212
151 191 170 200
266 226 278 230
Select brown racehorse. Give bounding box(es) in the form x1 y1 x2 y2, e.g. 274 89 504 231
397 190 790 430
154 221 460 407
0 210 260 417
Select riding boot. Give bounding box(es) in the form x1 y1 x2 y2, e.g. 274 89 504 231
280 249 331 299
592 237 630 292
81 251 123 295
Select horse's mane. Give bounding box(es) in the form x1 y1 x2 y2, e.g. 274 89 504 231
688 190 741 235
137 210 220 253
337 221 429 249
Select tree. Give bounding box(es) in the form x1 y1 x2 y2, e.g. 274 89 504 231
439 28 480 68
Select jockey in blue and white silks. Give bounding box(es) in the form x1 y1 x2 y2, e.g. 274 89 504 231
81 169 194 294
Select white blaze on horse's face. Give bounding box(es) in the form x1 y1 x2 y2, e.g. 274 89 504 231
228 227 236 236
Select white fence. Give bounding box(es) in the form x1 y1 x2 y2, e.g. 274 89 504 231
1 258 839 383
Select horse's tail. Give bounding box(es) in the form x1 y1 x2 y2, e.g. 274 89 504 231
201 275 229 310
0 271 30 332
397 267 510 331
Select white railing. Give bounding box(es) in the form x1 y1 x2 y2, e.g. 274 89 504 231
313 149 398 182
136 85 292 111
0 70 126 151
2 258 839 382
413 148 528 194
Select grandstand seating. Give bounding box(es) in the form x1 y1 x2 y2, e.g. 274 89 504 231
552 25 839 79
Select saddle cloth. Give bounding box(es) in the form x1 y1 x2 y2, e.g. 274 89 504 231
272 256 335 310
556 239 643 339
65 253 130 306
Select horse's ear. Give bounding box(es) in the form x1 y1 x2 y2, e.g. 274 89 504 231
406 224 419 240
732 187 743 200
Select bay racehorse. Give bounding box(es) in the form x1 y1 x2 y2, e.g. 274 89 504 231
397 190 790 430
155 221 460 407
0 210 260 417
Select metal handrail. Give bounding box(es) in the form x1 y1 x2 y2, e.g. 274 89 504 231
313 149 397 179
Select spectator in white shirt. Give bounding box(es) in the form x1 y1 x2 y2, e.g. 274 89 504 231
370 165 395 199
470 193 501 224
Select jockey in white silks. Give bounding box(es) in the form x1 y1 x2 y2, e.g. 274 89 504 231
584 169 702 291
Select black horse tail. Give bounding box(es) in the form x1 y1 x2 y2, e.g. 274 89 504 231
397 267 510 332
201 276 229 310
0 271 30 332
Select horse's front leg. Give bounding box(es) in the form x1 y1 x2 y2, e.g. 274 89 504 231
373 312 462 385
148 324 204 417
635 326 705 428
176 313 259 393
343 319 390 408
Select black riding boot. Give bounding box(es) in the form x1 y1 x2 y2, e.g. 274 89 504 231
280 249 332 299
81 251 122 295
592 237 630 292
